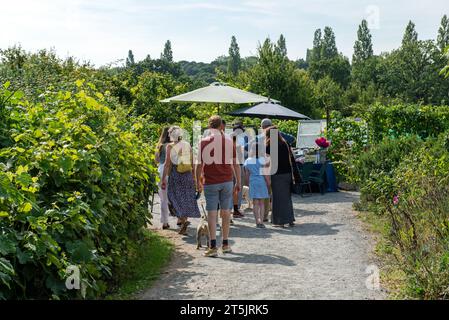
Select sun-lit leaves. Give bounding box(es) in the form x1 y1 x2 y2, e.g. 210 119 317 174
0 81 157 299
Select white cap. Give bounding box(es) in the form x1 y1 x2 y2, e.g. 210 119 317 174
261 118 272 128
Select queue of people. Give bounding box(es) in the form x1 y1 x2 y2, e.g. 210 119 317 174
155 115 296 257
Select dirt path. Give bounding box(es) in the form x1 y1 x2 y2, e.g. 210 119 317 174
139 191 386 300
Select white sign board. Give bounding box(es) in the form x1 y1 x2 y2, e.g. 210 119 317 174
297 120 327 149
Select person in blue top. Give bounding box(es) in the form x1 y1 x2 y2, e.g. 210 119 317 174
243 143 271 228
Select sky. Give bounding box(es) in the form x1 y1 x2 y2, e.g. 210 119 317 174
1 0 448 67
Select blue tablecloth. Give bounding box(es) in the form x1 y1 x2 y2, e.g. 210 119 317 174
297 161 338 193
324 162 338 192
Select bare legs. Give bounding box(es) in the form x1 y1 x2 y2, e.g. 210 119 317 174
221 210 231 241
207 210 231 246
253 199 265 225
207 211 218 245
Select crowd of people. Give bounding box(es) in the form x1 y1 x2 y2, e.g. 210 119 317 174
155 115 297 257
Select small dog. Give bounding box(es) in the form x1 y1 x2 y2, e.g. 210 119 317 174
241 186 252 209
196 205 210 249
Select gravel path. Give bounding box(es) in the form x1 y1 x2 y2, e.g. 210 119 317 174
140 191 386 300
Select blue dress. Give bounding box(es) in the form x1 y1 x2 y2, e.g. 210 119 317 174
244 157 269 200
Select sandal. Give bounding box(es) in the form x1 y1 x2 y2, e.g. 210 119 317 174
178 221 189 235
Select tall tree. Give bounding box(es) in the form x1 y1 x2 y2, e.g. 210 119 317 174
402 21 418 46
248 38 315 116
353 19 373 64
437 15 449 51
310 29 322 63
126 50 135 67
161 40 173 62
314 75 343 124
276 34 287 57
308 27 350 87
227 36 241 76
321 27 338 59
378 40 449 104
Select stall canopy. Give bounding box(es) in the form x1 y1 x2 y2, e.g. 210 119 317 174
160 82 277 108
228 100 311 120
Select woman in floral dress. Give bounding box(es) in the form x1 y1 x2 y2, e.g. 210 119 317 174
161 126 200 234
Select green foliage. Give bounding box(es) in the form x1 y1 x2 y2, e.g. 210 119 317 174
3 13 449 300
441 46 449 78
377 134 449 299
402 21 419 47
308 26 351 88
246 38 316 118
354 136 423 205
341 103 449 298
106 230 173 299
351 56 381 91
327 112 368 182
320 26 338 59
0 82 157 299
309 53 351 88
130 71 191 122
126 50 135 68
353 20 373 64
276 34 287 57
308 29 322 63
437 15 449 51
161 40 173 62
377 40 449 104
227 36 241 76
328 103 449 184
366 104 449 143
314 76 343 122
275 120 298 136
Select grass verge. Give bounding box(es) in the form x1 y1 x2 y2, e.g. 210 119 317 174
105 230 174 300
355 204 409 299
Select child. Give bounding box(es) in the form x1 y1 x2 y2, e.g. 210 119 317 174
243 143 270 228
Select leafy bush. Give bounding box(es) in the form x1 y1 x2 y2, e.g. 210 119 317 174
130 71 191 122
276 120 298 136
366 104 449 143
328 104 449 183
353 135 423 207
379 133 449 299
327 111 368 182
0 81 157 299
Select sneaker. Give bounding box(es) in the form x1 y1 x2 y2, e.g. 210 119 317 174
259 224 266 229
233 211 244 218
222 245 233 254
204 247 218 257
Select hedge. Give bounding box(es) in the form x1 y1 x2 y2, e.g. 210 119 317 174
0 81 157 299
